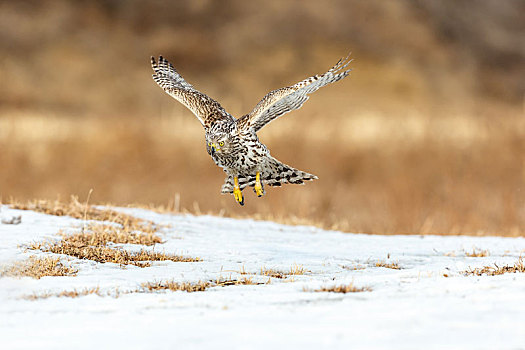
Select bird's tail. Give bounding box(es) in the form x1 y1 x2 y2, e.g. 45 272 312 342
221 156 318 193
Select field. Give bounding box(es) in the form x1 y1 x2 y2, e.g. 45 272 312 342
2 102 523 235
1 3 524 349
1 0 524 236
1 202 525 349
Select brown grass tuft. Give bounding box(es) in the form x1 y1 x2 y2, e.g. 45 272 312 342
29 238 199 267
288 264 308 275
24 287 102 300
314 283 372 293
214 277 263 286
464 257 525 276
260 268 286 279
259 264 308 279
141 280 211 292
375 260 401 270
1 256 78 279
9 197 155 232
140 277 264 294
465 248 490 257
61 223 163 246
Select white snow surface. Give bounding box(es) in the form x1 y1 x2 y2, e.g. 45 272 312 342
0 205 524 350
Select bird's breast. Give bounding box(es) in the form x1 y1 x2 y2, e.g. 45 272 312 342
208 139 269 173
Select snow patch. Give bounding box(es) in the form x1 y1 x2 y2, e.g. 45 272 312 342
0 205 524 349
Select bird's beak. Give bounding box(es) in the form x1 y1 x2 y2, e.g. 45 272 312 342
210 143 216 156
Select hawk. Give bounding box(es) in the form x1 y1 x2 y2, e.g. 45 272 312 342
151 54 352 205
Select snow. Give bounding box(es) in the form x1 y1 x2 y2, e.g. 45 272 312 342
1 205 524 350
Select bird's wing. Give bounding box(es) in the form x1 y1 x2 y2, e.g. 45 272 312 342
151 56 234 129
237 54 352 133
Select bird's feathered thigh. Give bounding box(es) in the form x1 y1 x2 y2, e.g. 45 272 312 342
220 155 318 193
213 138 317 193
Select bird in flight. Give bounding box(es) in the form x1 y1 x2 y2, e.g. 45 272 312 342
151 54 352 205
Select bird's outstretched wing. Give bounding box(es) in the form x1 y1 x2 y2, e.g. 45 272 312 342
238 54 352 133
151 56 234 129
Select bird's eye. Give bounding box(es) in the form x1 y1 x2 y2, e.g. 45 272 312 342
219 141 224 147
208 142 211 146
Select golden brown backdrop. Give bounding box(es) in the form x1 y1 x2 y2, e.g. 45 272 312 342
1 0 524 235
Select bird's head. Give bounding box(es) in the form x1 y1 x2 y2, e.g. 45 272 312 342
206 134 233 156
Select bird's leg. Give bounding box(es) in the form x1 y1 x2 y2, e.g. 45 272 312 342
233 176 244 206
254 171 265 197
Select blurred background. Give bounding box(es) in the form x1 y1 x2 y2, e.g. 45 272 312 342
0 0 523 235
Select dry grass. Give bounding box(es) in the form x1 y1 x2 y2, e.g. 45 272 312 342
24 276 266 300
1 256 78 279
24 287 102 300
237 265 255 275
9 197 156 232
134 277 264 295
259 264 308 279
375 261 401 270
464 257 525 276
3 112 523 237
1 1 524 237
313 283 372 294
260 268 286 279
465 248 490 257
13 198 200 267
288 264 308 275
61 223 162 246
141 280 211 292
214 277 263 286
29 238 199 267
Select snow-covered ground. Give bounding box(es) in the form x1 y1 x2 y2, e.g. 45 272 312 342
0 205 524 350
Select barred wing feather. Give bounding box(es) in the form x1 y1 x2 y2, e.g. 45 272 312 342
239 54 352 132
151 56 234 129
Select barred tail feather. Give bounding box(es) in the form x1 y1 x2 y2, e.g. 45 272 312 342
221 157 318 193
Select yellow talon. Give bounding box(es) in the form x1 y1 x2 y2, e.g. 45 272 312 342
233 177 244 206
254 171 264 197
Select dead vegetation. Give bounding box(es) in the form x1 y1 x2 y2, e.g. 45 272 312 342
14 198 200 268
9 197 155 232
59 223 162 246
3 108 524 237
237 265 254 276
141 280 211 292
2 1 524 237
465 248 490 257
25 277 265 300
236 264 308 280
24 287 102 300
3 112 523 237
259 264 308 279
29 237 199 267
260 268 286 279
375 261 401 270
1 256 78 279
289 264 308 275
141 276 263 292
464 257 525 276
215 277 263 286
313 283 372 294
